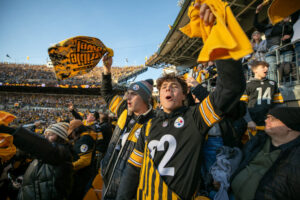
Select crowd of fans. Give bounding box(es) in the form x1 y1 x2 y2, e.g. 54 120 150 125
0 62 147 86
0 2 299 200
0 93 106 110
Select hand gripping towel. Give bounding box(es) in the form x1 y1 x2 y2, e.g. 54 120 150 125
180 0 253 62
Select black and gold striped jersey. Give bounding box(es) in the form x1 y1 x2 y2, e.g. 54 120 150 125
240 78 283 124
136 143 181 200
127 96 221 199
117 59 246 200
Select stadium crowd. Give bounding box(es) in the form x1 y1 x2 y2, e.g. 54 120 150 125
0 93 106 110
0 2 300 200
0 63 146 86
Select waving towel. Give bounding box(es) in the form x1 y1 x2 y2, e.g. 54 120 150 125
180 0 253 62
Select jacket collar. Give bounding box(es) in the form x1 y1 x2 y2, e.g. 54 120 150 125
127 105 154 124
277 135 300 152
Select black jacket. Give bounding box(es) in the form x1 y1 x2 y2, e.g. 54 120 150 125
11 127 73 200
254 14 294 49
192 83 246 148
70 127 96 200
96 121 113 154
232 132 300 200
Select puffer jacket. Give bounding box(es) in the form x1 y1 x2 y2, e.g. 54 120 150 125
232 132 300 200
12 127 73 200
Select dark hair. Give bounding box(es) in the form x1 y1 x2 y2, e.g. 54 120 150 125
250 60 269 70
156 73 188 96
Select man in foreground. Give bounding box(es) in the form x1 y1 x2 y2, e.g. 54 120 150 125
100 55 155 199
231 107 300 199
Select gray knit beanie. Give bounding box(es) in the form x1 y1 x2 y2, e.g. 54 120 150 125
45 122 69 141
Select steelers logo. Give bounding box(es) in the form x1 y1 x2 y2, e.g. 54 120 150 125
80 144 88 153
174 117 184 128
132 84 139 91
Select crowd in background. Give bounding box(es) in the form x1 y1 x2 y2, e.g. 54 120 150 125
190 10 300 86
0 63 146 86
0 93 106 110
0 3 299 200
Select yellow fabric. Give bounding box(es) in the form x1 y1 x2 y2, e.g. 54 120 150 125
152 98 159 110
268 0 300 25
126 123 143 143
78 112 85 117
97 132 103 140
109 95 125 115
81 130 97 141
72 152 92 171
83 189 99 200
137 142 181 200
194 197 210 200
145 119 153 137
0 111 17 162
240 94 249 103
48 36 114 80
0 133 17 162
242 126 265 144
83 120 95 127
199 96 221 127
180 0 253 62
117 110 128 130
0 111 16 126
183 73 189 80
196 72 202 83
128 149 144 168
273 93 284 103
83 173 103 200
196 70 209 83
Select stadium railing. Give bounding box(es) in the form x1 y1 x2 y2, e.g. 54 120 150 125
199 39 300 92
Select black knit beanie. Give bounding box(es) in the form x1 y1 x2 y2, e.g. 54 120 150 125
268 107 300 132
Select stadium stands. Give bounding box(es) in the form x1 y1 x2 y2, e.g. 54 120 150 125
0 62 147 87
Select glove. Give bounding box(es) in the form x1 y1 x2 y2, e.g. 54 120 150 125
0 125 16 134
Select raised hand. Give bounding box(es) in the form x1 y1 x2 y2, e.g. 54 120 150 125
103 54 113 75
194 2 216 26
68 102 74 111
186 76 200 88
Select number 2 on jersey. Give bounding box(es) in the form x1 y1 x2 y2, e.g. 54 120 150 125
256 87 271 105
148 134 177 176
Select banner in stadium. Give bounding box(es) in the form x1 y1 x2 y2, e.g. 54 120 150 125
48 36 114 80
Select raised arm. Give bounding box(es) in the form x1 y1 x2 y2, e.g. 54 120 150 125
68 102 83 120
101 55 127 117
0 125 70 165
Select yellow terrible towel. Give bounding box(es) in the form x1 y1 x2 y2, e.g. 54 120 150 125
180 0 253 62
0 111 17 162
